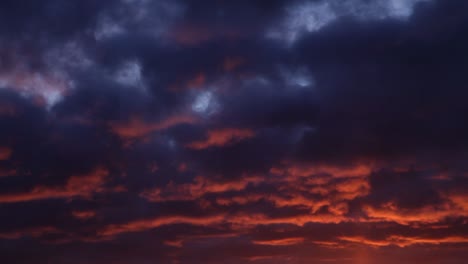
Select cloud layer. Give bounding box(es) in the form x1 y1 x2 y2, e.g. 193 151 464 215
0 0 467 263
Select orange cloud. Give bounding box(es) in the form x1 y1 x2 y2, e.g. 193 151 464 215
142 163 372 228
265 163 374 213
215 194 264 206
99 215 226 237
363 201 468 225
273 163 373 179
334 178 371 200
110 114 196 140
164 233 240 248
186 128 255 150
266 194 330 212
252 237 305 246
141 175 262 203
98 212 350 238
0 147 12 160
339 236 392 247
229 213 348 228
447 193 468 211
214 177 366 215
0 167 110 203
339 235 468 248
311 241 344 248
130 163 468 240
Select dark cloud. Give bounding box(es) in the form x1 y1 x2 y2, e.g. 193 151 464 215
0 0 467 263
0 0 117 39
293 0 468 163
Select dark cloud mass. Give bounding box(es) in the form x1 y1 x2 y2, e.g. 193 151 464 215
0 0 468 263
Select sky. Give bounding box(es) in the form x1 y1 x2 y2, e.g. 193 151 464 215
0 0 467 263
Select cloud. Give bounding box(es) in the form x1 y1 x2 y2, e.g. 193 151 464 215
0 169 17 178
141 175 262 202
72 210 97 220
363 202 468 225
252 237 305 246
0 226 61 240
93 0 184 41
0 0 467 263
223 57 246 72
339 235 468 248
113 60 145 89
109 114 197 140
0 60 71 107
269 0 431 44
96 212 350 239
99 215 226 237
0 147 12 161
186 128 256 149
0 167 110 203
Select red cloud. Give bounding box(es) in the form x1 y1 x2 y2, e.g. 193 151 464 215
447 193 468 211
141 163 373 230
339 235 468 248
271 163 373 179
186 73 206 89
96 163 468 242
0 227 61 240
99 215 226 237
164 233 240 248
72 210 97 220
110 114 197 140
186 128 255 150
0 147 12 161
0 167 110 203
167 24 240 46
0 168 17 178
229 213 348 228
224 56 246 72
97 212 350 239
252 237 305 246
0 61 70 107
141 175 262 202
363 200 468 225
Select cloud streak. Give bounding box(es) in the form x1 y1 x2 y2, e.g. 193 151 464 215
0 168 110 203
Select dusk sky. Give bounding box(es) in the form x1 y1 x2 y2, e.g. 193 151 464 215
0 0 468 263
